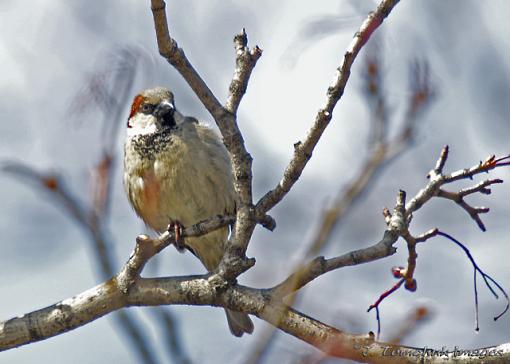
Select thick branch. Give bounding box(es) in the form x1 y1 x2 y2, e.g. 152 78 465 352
3 146 510 362
117 214 235 292
3 270 510 363
2 163 162 364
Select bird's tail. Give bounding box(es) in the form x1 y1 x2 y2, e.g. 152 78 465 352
225 309 254 337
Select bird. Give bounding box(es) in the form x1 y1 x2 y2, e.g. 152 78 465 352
123 86 254 337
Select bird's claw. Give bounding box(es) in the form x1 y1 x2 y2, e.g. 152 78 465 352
167 220 186 252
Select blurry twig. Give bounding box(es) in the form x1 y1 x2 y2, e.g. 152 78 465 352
71 46 147 219
388 306 432 344
2 163 159 364
279 0 377 69
152 308 192 364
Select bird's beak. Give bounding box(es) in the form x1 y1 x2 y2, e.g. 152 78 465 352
154 100 175 118
155 100 176 128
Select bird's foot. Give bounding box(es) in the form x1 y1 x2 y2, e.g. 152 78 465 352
167 220 186 252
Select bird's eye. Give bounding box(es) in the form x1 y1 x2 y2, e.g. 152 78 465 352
140 103 155 113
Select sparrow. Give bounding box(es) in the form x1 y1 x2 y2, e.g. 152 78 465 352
123 86 253 337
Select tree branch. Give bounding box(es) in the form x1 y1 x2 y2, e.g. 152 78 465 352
3 256 510 363
272 230 398 298
2 146 510 363
4 1 508 363
149 0 224 118
150 0 258 208
2 48 196 361
150 0 265 281
255 0 401 215
244 46 434 364
226 28 263 115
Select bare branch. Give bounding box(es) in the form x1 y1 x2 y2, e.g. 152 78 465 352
272 146 510 308
405 148 509 215
360 148 510 333
256 0 402 215
414 228 438 243
436 231 509 326
150 0 257 209
117 214 235 292
149 0 223 117
272 230 399 298
150 2 265 278
2 263 510 363
433 143 449 175
226 29 263 114
436 178 503 231
401 232 418 291
459 179 503 197
3 145 510 363
437 189 490 231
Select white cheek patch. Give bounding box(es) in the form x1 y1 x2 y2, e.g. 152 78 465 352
127 114 158 137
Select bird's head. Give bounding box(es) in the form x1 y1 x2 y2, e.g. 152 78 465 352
127 87 179 136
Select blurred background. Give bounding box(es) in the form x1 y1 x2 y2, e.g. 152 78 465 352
1 0 510 363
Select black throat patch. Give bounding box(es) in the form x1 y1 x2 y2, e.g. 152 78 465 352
131 127 177 160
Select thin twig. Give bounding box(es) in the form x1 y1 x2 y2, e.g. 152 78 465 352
436 231 509 324
388 306 431 345
226 28 262 114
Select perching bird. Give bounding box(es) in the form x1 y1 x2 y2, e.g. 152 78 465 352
123 86 253 337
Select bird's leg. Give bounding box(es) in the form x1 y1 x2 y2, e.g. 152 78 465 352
167 220 186 252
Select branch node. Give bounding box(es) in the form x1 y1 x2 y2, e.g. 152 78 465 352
404 278 417 292
433 145 449 175
258 214 276 231
382 207 392 225
233 28 248 49
415 228 438 243
389 190 407 233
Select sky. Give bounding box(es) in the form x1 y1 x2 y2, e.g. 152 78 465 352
1 0 510 363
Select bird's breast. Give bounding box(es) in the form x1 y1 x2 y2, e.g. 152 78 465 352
124 127 234 232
